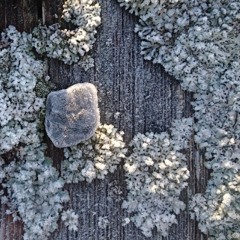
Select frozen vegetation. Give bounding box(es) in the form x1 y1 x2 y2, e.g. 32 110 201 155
0 0 239 239
0 3 126 238
117 0 240 238
0 26 46 154
31 0 101 67
123 118 192 237
0 142 70 240
62 124 127 183
0 0 102 239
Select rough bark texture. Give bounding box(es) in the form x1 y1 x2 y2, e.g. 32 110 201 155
0 0 209 239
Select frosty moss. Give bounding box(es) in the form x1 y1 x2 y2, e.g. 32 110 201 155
0 26 47 154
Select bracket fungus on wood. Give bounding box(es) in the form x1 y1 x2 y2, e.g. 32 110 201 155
45 83 100 148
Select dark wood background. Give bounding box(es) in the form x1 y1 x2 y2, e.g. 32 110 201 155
0 0 209 239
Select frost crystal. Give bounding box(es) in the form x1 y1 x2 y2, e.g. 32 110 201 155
62 124 127 183
123 118 191 237
98 216 109 229
45 83 100 148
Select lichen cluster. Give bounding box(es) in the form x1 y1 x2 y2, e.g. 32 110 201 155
0 27 70 236
31 0 101 66
0 16 127 239
0 0 102 239
0 142 70 240
117 0 240 238
117 0 239 88
0 26 47 154
190 61 240 239
1 0 239 239
123 118 192 237
0 25 68 239
62 124 127 183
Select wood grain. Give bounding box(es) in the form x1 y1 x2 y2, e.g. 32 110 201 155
0 0 209 239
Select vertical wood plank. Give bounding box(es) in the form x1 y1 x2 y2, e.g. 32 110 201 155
0 0 39 32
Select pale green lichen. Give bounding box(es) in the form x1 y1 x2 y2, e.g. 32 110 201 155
62 124 127 183
0 0 102 239
117 0 240 238
123 118 192 237
31 0 101 66
1 142 70 240
35 75 56 99
1 0 239 239
0 25 47 154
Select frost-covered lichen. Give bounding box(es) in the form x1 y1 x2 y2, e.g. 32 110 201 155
117 0 240 238
62 124 127 183
0 1 102 239
31 0 101 66
117 0 239 92
0 24 70 240
0 25 68 239
61 209 79 231
190 73 240 239
123 118 192 237
98 216 110 229
0 26 47 154
190 166 240 240
0 140 70 240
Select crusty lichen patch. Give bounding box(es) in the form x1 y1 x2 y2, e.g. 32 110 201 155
62 124 127 183
117 0 240 238
123 118 192 237
0 26 47 154
0 1 102 239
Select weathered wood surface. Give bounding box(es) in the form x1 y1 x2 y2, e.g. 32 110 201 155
0 0 209 239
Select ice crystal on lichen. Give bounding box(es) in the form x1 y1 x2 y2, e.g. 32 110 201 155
61 209 79 231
